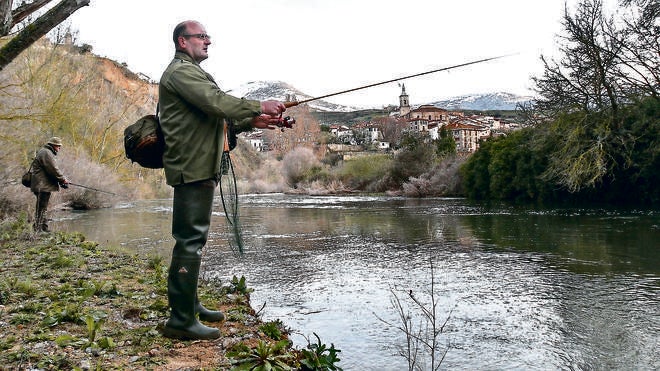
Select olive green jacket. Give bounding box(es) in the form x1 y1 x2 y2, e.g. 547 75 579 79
30 144 65 193
158 52 261 186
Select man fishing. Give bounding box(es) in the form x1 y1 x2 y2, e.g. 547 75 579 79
158 20 287 340
29 136 69 232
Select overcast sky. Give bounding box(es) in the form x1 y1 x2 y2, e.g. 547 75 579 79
66 0 579 108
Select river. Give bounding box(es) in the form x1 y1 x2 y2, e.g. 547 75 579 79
53 194 660 370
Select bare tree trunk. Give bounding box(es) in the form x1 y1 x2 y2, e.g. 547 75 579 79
0 0 89 71
0 0 12 35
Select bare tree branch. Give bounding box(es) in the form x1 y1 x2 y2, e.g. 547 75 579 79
0 0 89 70
11 0 53 28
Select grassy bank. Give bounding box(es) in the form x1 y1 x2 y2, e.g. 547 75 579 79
0 215 341 370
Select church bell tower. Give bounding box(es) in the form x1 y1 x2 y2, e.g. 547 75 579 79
399 84 410 117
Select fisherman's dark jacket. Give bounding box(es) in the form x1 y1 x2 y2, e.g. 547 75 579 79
30 144 65 193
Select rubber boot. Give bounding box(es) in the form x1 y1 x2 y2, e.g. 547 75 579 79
162 257 220 340
162 180 220 340
196 297 225 322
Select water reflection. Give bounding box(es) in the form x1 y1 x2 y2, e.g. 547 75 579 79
52 194 660 370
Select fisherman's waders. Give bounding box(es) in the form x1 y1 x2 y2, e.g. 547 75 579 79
162 180 223 340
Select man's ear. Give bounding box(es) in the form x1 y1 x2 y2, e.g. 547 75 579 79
177 36 187 50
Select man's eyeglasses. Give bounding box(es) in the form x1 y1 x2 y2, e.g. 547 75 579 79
183 33 211 41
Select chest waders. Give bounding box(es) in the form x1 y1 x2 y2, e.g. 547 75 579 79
162 179 224 340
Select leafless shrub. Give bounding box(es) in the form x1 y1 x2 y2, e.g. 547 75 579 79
375 258 453 371
280 146 321 187
57 151 127 209
400 156 466 197
238 156 289 194
0 184 33 221
290 180 350 196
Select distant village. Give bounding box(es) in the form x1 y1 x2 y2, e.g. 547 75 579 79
241 84 521 155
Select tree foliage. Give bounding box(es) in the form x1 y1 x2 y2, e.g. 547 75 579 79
463 96 659 204
462 0 659 205
390 132 435 186
530 0 658 189
435 126 456 158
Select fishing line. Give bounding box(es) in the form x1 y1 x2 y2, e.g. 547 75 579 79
283 54 517 108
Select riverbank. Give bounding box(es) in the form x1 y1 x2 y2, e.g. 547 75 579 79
0 216 331 370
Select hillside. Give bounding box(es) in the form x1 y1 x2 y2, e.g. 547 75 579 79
0 38 167 213
227 80 364 112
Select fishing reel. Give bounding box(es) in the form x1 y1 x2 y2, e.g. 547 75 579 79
276 115 296 131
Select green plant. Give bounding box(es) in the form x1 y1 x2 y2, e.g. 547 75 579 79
338 154 391 190
97 336 115 350
225 305 253 323
42 302 84 326
46 231 86 246
228 340 293 371
229 275 254 296
0 214 30 240
0 336 16 351
50 250 77 269
14 279 38 296
299 333 343 371
85 312 107 343
0 280 12 304
55 334 78 347
147 255 164 270
148 299 168 313
147 260 168 295
259 320 285 340
10 313 35 325
17 300 43 314
79 240 99 251
35 354 75 370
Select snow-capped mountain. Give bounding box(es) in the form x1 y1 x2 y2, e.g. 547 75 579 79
428 92 534 111
226 81 362 113
227 81 533 112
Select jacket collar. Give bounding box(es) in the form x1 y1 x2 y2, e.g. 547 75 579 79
174 51 198 66
173 51 216 85
45 144 57 156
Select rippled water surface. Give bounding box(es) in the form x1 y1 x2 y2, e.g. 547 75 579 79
54 194 660 370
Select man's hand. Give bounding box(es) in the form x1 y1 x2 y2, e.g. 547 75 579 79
252 114 282 130
260 100 286 116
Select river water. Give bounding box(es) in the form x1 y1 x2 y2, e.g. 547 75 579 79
53 194 660 370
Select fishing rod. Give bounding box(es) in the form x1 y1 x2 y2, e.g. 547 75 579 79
281 53 516 110
67 182 117 196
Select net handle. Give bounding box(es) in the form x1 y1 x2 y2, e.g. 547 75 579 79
223 122 230 152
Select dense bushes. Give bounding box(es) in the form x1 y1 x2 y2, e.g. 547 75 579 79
461 129 555 202
460 97 659 205
338 154 391 191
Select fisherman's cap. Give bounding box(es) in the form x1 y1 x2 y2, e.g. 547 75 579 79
47 137 63 146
